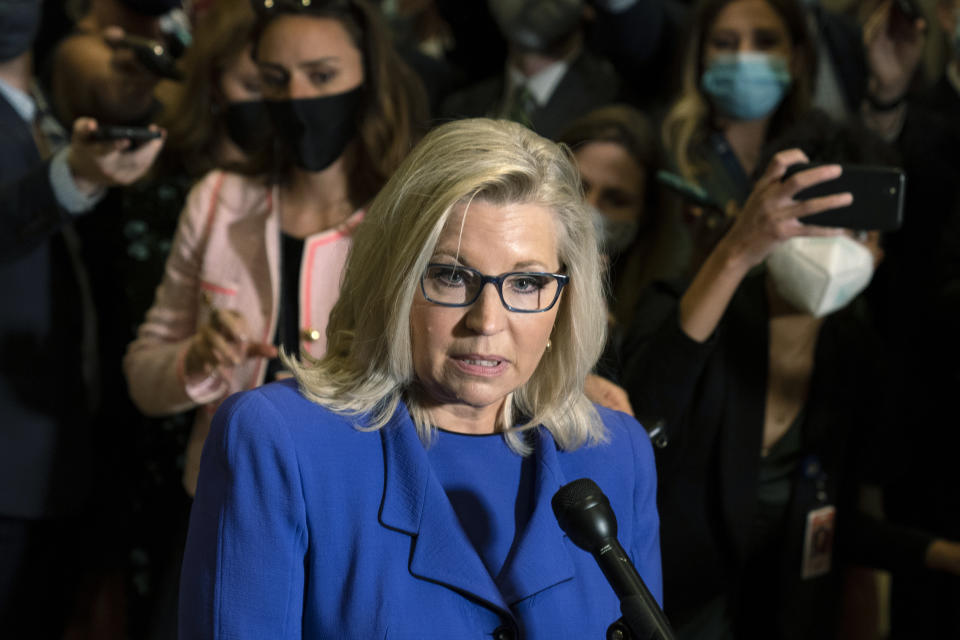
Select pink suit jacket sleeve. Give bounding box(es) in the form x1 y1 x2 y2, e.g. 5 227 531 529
124 171 230 416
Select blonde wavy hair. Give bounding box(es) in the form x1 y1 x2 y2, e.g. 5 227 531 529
662 0 816 182
289 118 608 453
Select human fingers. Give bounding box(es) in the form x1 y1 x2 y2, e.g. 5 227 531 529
779 163 843 201
113 132 164 182
210 308 249 345
184 330 231 379
246 342 279 359
790 191 854 221
101 25 126 47
584 374 635 416
755 149 811 190
605 387 635 416
205 327 244 367
71 117 98 142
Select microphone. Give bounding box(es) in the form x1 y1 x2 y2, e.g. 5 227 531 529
552 478 675 640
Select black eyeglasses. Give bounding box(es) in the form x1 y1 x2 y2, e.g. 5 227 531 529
420 263 569 313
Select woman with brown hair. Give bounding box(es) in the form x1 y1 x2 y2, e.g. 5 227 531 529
155 0 266 178
124 0 428 496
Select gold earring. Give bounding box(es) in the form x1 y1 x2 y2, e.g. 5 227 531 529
546 339 552 351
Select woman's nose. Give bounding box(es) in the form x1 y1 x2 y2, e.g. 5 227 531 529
288 74 315 100
464 283 506 335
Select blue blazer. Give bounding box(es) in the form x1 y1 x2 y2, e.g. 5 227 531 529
179 379 662 639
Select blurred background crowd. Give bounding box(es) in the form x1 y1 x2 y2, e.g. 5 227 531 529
1 0 959 638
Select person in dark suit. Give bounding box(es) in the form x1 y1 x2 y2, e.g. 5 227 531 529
440 0 620 139
0 2 164 635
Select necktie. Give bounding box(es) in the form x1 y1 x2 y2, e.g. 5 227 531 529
504 83 536 129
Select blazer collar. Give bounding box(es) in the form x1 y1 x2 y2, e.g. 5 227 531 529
378 406 577 612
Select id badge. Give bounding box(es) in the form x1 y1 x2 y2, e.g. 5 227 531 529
801 505 836 579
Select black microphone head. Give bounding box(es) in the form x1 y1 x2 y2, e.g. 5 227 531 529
551 478 618 553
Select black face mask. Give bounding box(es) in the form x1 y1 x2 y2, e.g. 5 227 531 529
265 87 363 172
0 0 42 62
223 100 271 154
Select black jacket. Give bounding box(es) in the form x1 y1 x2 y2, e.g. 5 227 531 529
620 274 930 639
0 91 95 518
440 49 620 140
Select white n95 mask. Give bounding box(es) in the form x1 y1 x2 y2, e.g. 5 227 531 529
766 236 875 318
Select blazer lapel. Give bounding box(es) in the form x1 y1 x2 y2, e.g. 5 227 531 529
496 428 576 605
378 405 511 614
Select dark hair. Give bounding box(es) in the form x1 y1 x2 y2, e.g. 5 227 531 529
248 0 428 206
557 105 670 325
557 104 661 176
157 0 258 177
759 109 900 170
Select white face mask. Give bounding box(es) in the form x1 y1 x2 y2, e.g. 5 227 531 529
765 236 875 318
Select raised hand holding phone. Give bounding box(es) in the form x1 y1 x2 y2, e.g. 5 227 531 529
677 149 850 342
720 150 851 270
66 117 166 196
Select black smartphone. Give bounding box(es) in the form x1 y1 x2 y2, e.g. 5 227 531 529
783 163 905 231
89 125 163 143
120 35 183 81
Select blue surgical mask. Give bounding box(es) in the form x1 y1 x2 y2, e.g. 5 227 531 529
701 52 792 120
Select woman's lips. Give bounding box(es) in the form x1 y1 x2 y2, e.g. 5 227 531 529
450 354 509 376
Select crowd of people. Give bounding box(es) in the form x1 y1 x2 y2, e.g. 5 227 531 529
2 0 959 638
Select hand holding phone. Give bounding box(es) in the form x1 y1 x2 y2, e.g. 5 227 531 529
783 163 905 231
68 118 165 194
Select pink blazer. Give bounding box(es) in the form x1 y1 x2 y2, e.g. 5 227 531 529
124 170 362 494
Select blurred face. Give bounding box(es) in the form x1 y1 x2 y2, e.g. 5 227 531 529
574 141 646 225
409 200 562 433
936 0 960 55
255 15 364 100
219 45 262 103
703 0 793 66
